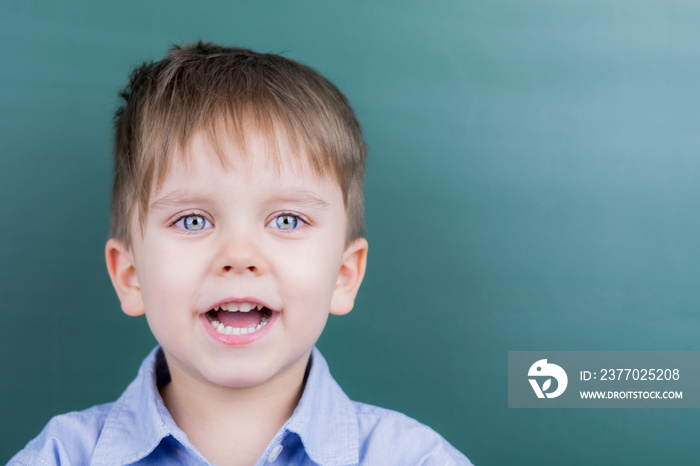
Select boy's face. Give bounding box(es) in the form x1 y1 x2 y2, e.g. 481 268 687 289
106 130 367 390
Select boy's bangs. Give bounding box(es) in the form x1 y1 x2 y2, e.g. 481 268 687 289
162 103 336 186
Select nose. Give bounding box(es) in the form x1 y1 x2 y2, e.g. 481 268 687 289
214 231 266 276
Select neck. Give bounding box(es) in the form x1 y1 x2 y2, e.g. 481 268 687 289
159 352 309 466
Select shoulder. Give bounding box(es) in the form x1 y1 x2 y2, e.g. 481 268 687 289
351 401 474 466
8 403 113 466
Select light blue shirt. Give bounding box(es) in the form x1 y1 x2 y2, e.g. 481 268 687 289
9 347 472 465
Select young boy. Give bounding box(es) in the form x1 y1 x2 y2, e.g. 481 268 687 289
11 42 472 466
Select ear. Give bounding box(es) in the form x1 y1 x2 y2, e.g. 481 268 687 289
330 238 368 316
105 238 145 317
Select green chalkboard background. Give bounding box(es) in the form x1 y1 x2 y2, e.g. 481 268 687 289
2 1 700 464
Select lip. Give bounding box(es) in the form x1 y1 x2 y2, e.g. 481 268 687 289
200 297 279 346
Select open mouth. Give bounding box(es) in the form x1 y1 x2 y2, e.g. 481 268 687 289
205 302 273 336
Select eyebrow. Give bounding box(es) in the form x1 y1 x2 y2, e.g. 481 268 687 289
149 189 330 211
149 191 214 212
271 190 330 210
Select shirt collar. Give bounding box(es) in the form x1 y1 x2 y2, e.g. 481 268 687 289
91 347 203 465
283 347 359 465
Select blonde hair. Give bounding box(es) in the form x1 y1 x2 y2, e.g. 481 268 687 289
111 42 366 246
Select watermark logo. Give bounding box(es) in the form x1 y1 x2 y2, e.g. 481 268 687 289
510 351 697 408
528 359 568 398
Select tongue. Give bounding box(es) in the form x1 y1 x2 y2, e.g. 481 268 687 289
216 309 264 328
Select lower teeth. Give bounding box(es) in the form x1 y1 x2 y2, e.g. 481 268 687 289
210 315 271 335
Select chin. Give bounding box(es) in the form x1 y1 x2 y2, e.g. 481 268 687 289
204 366 279 389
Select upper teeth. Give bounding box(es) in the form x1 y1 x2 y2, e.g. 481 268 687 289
217 302 261 313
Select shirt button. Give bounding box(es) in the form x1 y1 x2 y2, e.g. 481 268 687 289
267 444 284 463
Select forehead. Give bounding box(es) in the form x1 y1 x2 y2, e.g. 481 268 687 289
151 128 342 202
155 123 338 194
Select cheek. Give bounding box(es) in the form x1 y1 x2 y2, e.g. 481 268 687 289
281 248 342 302
138 241 204 311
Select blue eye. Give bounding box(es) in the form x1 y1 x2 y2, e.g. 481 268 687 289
265 213 306 232
176 214 211 232
275 215 299 230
